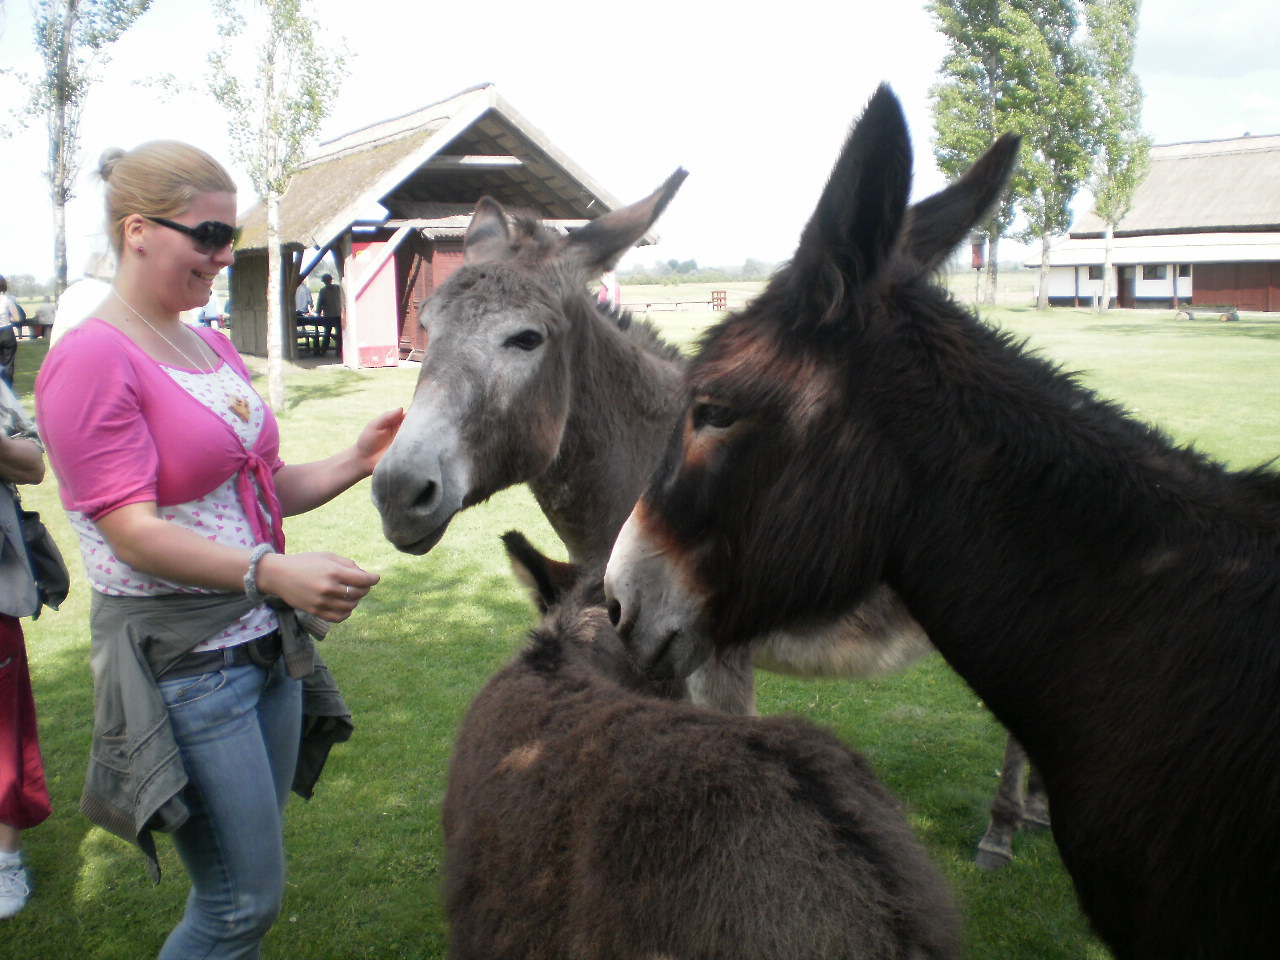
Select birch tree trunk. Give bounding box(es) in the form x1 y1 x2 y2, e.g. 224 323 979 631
984 232 1001 305
48 0 79 296
266 190 285 410
1100 221 1115 313
1037 233 1051 310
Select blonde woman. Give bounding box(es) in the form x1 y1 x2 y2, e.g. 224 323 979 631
36 141 403 959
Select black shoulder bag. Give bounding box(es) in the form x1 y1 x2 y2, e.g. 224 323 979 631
15 497 70 619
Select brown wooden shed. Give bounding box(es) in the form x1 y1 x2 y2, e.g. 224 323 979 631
231 83 645 365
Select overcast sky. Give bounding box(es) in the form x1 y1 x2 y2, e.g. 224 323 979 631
1 0 1277 282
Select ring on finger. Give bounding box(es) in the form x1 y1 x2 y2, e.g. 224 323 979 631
345 585 351 599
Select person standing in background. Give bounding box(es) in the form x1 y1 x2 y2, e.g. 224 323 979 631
0 376 53 921
0 278 20 387
32 298 55 339
315 273 342 356
294 279 313 319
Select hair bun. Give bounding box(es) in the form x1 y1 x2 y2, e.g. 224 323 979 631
97 146 126 180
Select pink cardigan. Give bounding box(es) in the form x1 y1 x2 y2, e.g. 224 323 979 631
35 319 287 551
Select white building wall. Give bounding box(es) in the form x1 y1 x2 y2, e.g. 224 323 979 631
1133 265 1194 301
1043 266 1105 302
1041 264 1194 304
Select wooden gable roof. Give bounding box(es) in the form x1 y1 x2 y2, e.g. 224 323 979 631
1071 133 1280 238
236 83 624 253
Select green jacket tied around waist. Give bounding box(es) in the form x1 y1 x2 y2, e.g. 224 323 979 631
83 590 353 882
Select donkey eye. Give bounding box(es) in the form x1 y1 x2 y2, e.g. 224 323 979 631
504 329 544 351
693 401 738 430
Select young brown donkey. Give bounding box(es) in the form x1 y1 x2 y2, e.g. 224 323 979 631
605 85 1280 959
443 564 962 960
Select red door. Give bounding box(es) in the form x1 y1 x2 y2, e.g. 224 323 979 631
397 236 433 361
1117 266 1135 308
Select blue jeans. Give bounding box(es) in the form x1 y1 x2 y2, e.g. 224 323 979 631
156 654 301 960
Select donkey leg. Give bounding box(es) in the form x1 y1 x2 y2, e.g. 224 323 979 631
975 733 1028 871
686 646 758 715
1022 759 1051 831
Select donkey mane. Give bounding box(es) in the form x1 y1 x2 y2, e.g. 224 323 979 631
608 305 686 365
504 207 686 366
504 209 562 261
890 301 1280 526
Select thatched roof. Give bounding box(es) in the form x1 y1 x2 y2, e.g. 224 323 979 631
1071 133 1280 238
236 83 624 254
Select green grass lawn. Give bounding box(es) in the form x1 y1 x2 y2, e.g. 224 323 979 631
11 300 1280 959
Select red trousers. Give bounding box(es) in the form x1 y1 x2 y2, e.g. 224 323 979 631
0 616 51 830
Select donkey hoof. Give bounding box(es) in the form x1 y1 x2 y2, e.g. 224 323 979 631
975 842 1013 872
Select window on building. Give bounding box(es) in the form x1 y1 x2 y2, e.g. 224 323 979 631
1087 265 1103 280
1177 263 1191 278
1142 264 1167 281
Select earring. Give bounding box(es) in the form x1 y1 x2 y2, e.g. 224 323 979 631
135 246 144 255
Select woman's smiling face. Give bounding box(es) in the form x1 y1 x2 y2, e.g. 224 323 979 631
142 190 237 313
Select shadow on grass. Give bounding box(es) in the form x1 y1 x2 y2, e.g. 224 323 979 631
1081 317 1280 340
241 366 372 414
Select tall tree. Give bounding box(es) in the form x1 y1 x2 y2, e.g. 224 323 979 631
1084 0 1149 312
209 0 343 411
929 0 1021 304
12 0 152 294
1006 0 1097 310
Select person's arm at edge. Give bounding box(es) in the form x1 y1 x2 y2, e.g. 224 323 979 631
0 434 45 485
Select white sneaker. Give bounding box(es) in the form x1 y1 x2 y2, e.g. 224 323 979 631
0 859 30 919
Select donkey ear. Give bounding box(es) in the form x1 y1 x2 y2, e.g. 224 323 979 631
464 197 514 265
502 530 582 614
902 133 1022 273
783 85 913 331
565 168 689 275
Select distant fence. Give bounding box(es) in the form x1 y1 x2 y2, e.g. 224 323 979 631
622 290 730 313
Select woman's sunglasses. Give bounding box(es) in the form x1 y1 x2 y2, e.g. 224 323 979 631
145 216 241 252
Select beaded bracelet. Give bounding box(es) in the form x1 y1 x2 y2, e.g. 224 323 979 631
244 543 276 605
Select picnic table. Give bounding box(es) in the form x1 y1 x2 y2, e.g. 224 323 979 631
296 313 341 356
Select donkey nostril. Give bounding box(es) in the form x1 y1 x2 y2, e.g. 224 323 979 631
412 480 439 511
607 599 622 628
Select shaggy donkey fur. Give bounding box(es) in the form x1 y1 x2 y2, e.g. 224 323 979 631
375 157 1047 865
605 85 1280 959
443 571 961 960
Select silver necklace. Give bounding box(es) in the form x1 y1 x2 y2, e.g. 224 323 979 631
112 288 252 422
112 287 215 371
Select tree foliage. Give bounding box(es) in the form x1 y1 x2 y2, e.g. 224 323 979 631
208 0 344 410
930 0 1140 310
209 0 336 199
8 0 153 293
928 0 1028 304
1006 0 1098 309
1084 0 1150 311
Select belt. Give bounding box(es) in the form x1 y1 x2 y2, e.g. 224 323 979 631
158 630 283 680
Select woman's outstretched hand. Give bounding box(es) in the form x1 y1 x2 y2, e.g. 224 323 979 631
258 550 380 623
355 408 405 475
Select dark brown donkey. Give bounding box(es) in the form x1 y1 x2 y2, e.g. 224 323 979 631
369 171 1039 867
605 85 1280 960
443 562 962 960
